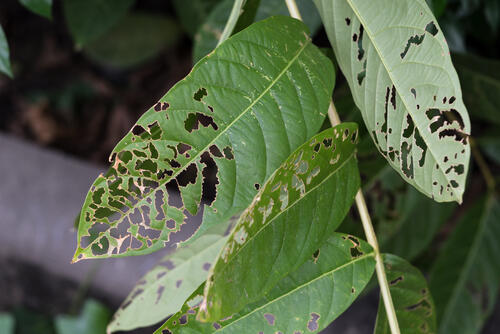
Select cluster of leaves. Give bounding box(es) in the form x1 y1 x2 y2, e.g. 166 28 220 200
61 0 500 333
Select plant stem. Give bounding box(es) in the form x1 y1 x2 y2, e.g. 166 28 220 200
217 0 245 46
327 103 401 334
284 2 401 332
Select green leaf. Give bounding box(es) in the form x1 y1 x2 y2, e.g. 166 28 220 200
429 196 500 334
19 0 52 20
314 0 471 203
379 186 455 261
173 0 222 37
63 0 135 47
156 233 375 333
0 313 14 334
54 300 111 334
107 221 232 333
200 124 361 321
374 254 437 334
83 13 180 69
0 25 13 78
453 53 500 126
73 16 334 261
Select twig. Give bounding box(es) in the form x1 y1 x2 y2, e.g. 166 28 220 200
217 0 245 46
284 3 401 333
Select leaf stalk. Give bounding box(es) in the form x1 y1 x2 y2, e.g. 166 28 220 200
217 0 245 46
285 2 401 333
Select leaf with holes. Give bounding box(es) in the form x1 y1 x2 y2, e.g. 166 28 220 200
107 221 232 333
374 254 437 334
199 124 360 321
73 16 334 262
155 233 375 333
429 196 500 334
314 0 471 203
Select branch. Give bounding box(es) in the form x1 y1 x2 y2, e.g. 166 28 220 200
284 2 401 333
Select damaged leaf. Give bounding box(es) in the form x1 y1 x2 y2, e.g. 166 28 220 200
429 196 500 334
374 254 437 334
107 221 232 333
73 16 334 261
155 233 375 333
200 124 360 321
314 0 471 203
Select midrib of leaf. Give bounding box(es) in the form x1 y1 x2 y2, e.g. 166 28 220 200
81 37 312 252
438 198 492 329
217 252 375 331
217 153 356 274
345 0 459 200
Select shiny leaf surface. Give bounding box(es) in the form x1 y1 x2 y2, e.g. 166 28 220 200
155 233 375 333
200 125 360 321
74 16 334 261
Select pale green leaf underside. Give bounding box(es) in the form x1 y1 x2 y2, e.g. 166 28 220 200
74 16 334 261
201 125 361 321
155 233 375 334
429 196 500 334
375 254 437 334
314 0 471 203
107 221 232 333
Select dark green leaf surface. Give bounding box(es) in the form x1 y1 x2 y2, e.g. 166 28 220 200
155 233 375 333
478 137 500 164
200 125 360 321
19 0 52 19
74 17 334 261
0 25 13 78
84 13 180 69
429 196 500 334
63 0 134 47
173 0 221 37
54 300 111 334
315 0 471 203
379 186 455 261
375 254 437 334
453 53 500 126
426 0 447 17
107 222 231 333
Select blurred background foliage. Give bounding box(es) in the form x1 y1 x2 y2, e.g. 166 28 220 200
0 0 499 333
